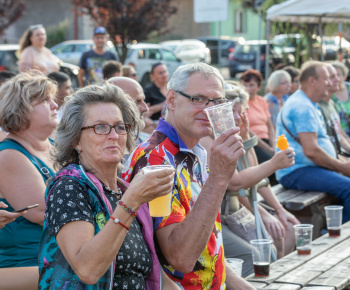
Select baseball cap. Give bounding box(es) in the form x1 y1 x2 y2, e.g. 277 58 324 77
93 27 107 36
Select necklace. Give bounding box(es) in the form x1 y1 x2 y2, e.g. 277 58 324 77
102 183 122 198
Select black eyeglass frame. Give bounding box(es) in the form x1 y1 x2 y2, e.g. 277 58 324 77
174 90 227 106
81 123 131 135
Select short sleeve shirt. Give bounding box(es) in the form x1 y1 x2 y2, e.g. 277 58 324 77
247 95 271 139
46 177 152 290
122 119 226 290
275 90 337 181
331 82 350 135
79 50 117 85
266 93 289 126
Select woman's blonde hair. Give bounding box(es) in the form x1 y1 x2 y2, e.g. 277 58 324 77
225 81 248 109
0 70 57 132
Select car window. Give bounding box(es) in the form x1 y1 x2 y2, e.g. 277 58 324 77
148 49 162 60
207 40 217 46
161 49 178 61
52 44 74 54
75 44 92 53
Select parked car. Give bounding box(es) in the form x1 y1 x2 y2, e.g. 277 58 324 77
160 39 211 64
272 34 321 65
228 40 295 78
0 44 20 73
124 43 185 87
196 36 245 66
50 40 118 66
322 36 350 60
0 44 79 89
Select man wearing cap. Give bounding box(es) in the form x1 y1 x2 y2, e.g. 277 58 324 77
78 27 118 87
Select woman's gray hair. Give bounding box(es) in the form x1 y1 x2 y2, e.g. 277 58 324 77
0 70 57 132
267 70 291 92
53 82 142 170
332 61 349 80
167 63 225 93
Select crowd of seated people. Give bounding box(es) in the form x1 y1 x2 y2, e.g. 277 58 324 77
2 23 350 290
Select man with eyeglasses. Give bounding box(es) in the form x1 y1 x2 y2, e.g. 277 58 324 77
123 63 254 289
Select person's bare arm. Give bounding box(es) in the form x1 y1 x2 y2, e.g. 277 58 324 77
18 48 34 73
299 132 350 176
144 101 165 118
0 151 48 225
250 130 274 155
156 128 245 273
339 129 350 153
267 118 276 148
161 270 181 289
78 68 85 88
57 168 174 284
225 261 256 290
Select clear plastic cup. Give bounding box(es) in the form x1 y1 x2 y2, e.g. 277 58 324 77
325 205 343 237
294 224 313 255
250 239 272 277
226 258 244 276
204 102 235 138
143 165 174 217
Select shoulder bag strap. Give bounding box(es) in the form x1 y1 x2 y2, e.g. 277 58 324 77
281 109 301 144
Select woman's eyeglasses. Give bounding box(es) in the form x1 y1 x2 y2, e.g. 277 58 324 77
81 123 131 135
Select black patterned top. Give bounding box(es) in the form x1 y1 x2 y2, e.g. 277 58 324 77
46 177 152 290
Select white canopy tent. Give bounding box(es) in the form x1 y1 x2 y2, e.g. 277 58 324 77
264 0 350 76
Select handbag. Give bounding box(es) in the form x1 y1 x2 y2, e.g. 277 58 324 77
225 205 257 243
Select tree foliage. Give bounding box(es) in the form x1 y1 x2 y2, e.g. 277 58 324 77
72 0 178 63
0 0 26 35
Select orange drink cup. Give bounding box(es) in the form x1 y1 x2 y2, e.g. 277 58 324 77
143 165 174 217
276 134 289 150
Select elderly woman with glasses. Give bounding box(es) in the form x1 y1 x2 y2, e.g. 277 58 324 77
18 24 60 75
38 83 178 290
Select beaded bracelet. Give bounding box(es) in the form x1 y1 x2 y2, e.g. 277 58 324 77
110 216 129 231
118 200 137 218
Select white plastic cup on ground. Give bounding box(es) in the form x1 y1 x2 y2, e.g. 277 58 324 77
204 102 235 138
294 224 313 255
250 239 272 277
325 205 343 237
226 258 244 277
143 165 174 217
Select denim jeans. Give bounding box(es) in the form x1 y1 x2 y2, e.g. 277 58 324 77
279 166 350 223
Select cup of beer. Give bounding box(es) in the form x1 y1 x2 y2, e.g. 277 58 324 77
143 165 174 217
294 224 313 255
250 239 272 277
204 102 235 138
325 205 343 237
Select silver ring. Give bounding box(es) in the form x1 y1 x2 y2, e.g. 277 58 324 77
288 153 293 158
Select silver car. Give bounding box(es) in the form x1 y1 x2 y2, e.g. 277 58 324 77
50 40 118 66
160 39 211 64
124 43 185 87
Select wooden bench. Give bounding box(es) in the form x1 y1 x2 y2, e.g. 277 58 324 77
259 184 337 239
246 221 350 289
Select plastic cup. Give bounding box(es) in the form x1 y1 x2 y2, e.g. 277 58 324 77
294 224 313 255
143 165 174 217
204 102 235 138
226 258 244 277
250 239 272 277
325 205 343 237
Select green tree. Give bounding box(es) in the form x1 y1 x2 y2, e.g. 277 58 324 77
72 0 178 63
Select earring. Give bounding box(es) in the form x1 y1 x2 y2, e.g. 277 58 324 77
75 148 81 165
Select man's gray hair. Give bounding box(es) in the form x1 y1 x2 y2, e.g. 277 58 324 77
167 63 225 92
53 82 142 170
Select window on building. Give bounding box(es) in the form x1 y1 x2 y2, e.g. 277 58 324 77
235 10 245 33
